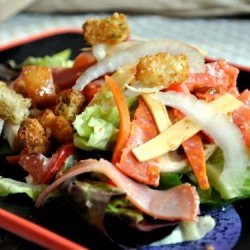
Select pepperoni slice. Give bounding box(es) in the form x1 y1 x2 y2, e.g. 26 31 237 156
117 98 160 187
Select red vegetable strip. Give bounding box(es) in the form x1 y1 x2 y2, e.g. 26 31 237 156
41 143 75 184
182 134 210 190
18 144 74 184
36 159 199 221
105 75 131 164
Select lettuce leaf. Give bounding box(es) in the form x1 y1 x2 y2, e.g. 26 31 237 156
0 177 46 201
64 180 126 231
206 149 250 200
158 173 183 190
9 49 73 69
73 102 119 151
73 90 137 151
106 197 143 224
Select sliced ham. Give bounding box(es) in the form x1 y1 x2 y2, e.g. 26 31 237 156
36 159 199 221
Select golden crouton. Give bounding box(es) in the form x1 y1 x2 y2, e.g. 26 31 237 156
18 118 51 154
0 81 31 124
54 89 85 122
40 109 73 143
135 53 189 87
83 13 130 45
13 66 57 108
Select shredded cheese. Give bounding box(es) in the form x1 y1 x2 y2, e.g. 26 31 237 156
132 94 242 162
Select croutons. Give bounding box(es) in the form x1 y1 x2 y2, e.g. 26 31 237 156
54 89 85 122
83 13 130 45
13 66 57 108
18 118 51 154
40 109 73 143
0 81 31 124
135 53 189 87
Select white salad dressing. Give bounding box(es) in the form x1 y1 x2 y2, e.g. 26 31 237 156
151 215 216 246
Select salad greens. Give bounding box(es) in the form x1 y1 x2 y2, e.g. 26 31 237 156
9 49 74 69
64 180 143 231
73 101 119 151
0 177 46 201
206 149 250 200
73 86 137 151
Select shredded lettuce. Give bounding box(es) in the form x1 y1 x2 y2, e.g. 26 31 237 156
0 177 46 201
9 49 73 69
73 89 137 151
73 102 119 151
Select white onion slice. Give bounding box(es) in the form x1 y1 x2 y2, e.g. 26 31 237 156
157 144 216 173
124 83 164 98
154 91 249 198
157 152 187 173
92 44 108 61
92 41 140 61
73 40 205 91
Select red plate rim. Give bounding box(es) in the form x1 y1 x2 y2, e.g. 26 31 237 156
0 28 82 52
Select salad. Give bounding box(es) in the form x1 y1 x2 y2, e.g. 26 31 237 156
0 12 250 249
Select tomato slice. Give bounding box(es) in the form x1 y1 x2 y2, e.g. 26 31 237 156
18 144 75 184
117 98 160 187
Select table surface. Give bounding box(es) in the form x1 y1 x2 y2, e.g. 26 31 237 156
0 13 249 67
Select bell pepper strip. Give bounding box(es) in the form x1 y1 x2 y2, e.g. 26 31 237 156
105 75 131 164
6 149 28 166
182 134 210 190
36 159 199 221
18 144 75 184
41 143 75 183
117 98 160 187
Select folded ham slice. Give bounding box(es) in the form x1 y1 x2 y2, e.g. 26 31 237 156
36 159 199 221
